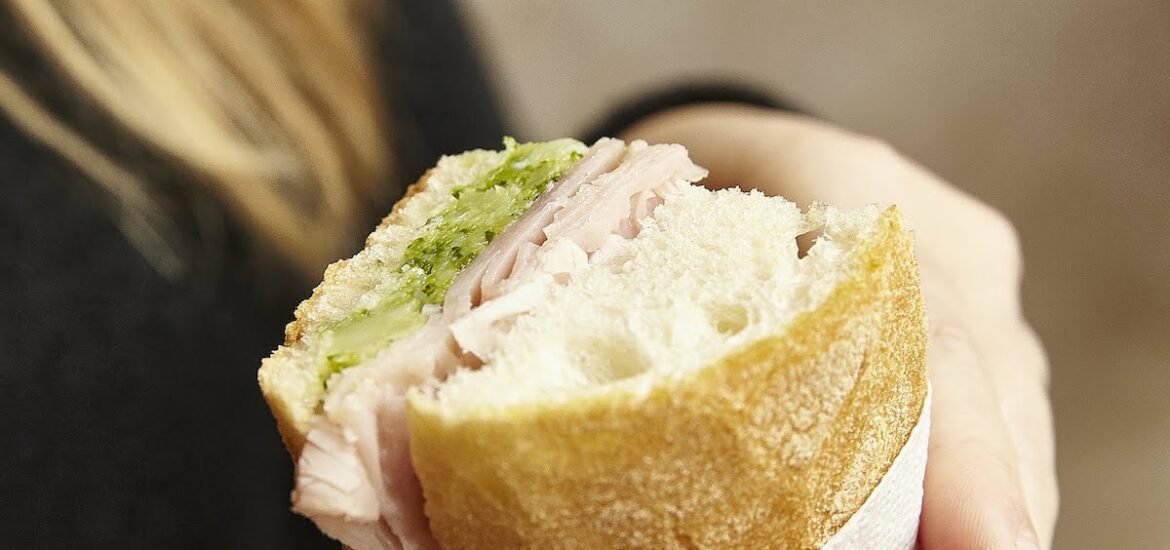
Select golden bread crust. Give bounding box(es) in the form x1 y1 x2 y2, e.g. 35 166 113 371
258 170 436 458
407 207 928 549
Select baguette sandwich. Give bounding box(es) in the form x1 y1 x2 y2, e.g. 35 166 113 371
259 137 929 549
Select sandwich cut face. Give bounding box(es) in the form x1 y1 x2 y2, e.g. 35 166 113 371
318 137 584 376
417 186 879 413
259 137 922 550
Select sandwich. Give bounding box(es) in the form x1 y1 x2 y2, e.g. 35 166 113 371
259 137 930 549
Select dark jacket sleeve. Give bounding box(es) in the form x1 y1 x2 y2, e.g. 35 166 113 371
0 117 334 549
581 81 806 142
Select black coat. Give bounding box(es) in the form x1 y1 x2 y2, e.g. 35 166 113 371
0 2 506 548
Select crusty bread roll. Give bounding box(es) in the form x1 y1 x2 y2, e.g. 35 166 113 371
259 138 928 549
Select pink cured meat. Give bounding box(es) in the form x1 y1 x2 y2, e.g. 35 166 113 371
290 140 707 550
442 138 627 321
541 142 703 253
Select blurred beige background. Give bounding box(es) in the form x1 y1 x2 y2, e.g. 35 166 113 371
457 1 1170 548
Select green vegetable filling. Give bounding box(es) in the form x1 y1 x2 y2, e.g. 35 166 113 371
318 138 585 379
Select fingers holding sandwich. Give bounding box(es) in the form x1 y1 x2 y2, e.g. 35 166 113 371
920 320 1039 550
623 104 1058 548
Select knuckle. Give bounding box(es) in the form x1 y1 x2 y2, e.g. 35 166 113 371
952 202 1025 311
930 319 979 358
927 319 988 378
928 432 1017 483
949 203 1022 284
1016 320 1052 389
849 134 903 165
978 205 1023 269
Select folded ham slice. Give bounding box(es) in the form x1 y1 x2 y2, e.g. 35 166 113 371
291 140 707 550
442 138 627 321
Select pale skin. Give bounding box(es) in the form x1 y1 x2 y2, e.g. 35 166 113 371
622 105 1059 550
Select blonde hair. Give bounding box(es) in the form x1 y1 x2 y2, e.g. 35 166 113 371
0 0 389 278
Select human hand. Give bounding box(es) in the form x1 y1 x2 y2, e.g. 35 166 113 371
622 104 1058 549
